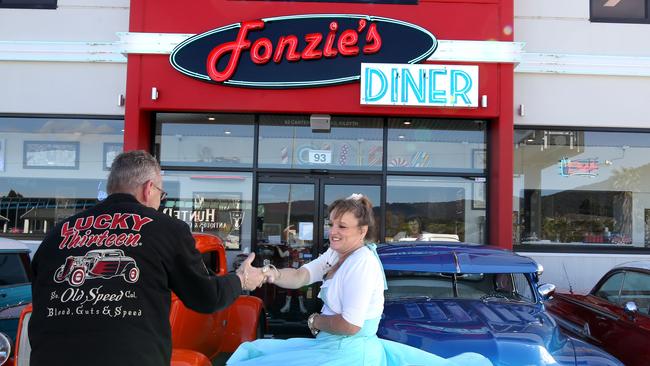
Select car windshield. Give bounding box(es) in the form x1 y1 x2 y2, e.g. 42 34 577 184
385 270 536 304
0 253 30 286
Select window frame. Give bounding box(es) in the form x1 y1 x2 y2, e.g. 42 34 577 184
0 0 57 9
0 114 124 241
593 271 625 304
590 0 650 24
513 125 650 254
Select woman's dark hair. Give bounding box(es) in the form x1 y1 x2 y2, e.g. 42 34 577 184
406 216 423 228
328 194 375 241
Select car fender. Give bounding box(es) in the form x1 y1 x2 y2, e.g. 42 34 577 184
568 337 624 366
171 349 212 366
218 295 265 353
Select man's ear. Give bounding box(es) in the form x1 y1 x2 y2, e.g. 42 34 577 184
136 180 152 204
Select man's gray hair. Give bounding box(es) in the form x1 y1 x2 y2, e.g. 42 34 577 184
107 150 160 195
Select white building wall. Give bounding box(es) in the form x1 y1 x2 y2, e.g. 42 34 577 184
514 1 650 291
514 1 650 129
0 0 129 115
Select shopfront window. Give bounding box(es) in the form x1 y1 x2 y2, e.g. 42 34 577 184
258 115 383 170
387 118 486 174
0 116 123 240
514 128 650 249
160 171 253 251
590 0 649 24
386 176 486 244
0 0 57 9
156 113 255 168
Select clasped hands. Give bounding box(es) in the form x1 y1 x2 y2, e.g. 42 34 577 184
236 253 281 291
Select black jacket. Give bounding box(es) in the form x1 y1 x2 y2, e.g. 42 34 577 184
29 193 242 366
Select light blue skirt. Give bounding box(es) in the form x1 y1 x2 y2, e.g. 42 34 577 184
226 318 493 366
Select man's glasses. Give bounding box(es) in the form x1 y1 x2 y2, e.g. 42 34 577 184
151 183 168 201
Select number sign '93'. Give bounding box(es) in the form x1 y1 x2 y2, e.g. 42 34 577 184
309 150 332 164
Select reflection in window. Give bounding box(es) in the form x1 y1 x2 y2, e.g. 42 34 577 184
514 129 650 248
387 118 486 173
621 271 650 313
0 254 30 286
159 171 253 251
156 113 255 168
386 176 486 244
258 115 383 170
595 272 624 303
0 116 123 240
513 273 534 302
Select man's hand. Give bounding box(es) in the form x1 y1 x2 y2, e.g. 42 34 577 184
236 253 266 291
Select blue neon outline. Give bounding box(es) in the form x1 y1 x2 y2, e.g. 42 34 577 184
169 14 438 88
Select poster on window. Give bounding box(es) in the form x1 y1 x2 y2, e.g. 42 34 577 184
161 192 243 250
103 143 123 170
23 141 79 169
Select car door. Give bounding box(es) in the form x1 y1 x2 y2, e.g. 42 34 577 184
600 270 650 366
575 271 625 347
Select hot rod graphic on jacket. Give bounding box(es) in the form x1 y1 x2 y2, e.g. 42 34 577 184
53 249 140 287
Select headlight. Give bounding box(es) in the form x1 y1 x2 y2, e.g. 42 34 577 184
0 332 11 365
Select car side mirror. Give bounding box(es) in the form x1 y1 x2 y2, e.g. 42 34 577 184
538 283 556 300
624 301 638 315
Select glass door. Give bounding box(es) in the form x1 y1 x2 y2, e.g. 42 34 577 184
254 174 380 333
321 177 381 251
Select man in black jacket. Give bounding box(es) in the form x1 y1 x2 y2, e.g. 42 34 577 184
29 150 265 366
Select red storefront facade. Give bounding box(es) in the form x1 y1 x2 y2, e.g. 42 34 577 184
124 0 514 251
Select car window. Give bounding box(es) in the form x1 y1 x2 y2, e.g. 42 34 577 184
594 272 624 304
0 253 30 286
513 273 535 302
385 271 534 304
620 271 650 314
385 271 454 299
202 251 219 273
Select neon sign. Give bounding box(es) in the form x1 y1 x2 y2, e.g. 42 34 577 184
170 14 437 88
559 158 599 177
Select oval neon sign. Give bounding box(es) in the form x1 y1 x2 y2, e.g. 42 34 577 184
170 14 437 88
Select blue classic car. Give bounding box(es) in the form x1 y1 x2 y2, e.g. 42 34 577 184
0 237 32 365
377 243 623 366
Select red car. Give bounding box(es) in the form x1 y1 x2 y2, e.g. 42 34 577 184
53 249 139 287
545 261 650 366
7 233 265 366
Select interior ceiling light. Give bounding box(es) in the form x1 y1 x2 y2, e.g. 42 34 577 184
403 121 411 125
398 135 405 139
208 117 216 121
526 138 534 142
224 130 232 135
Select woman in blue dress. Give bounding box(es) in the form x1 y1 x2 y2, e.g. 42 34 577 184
227 194 492 366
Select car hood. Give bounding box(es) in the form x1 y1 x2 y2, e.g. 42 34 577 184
379 298 576 366
0 283 31 310
0 284 32 345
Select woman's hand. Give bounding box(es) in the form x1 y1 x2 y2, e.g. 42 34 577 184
310 313 360 336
